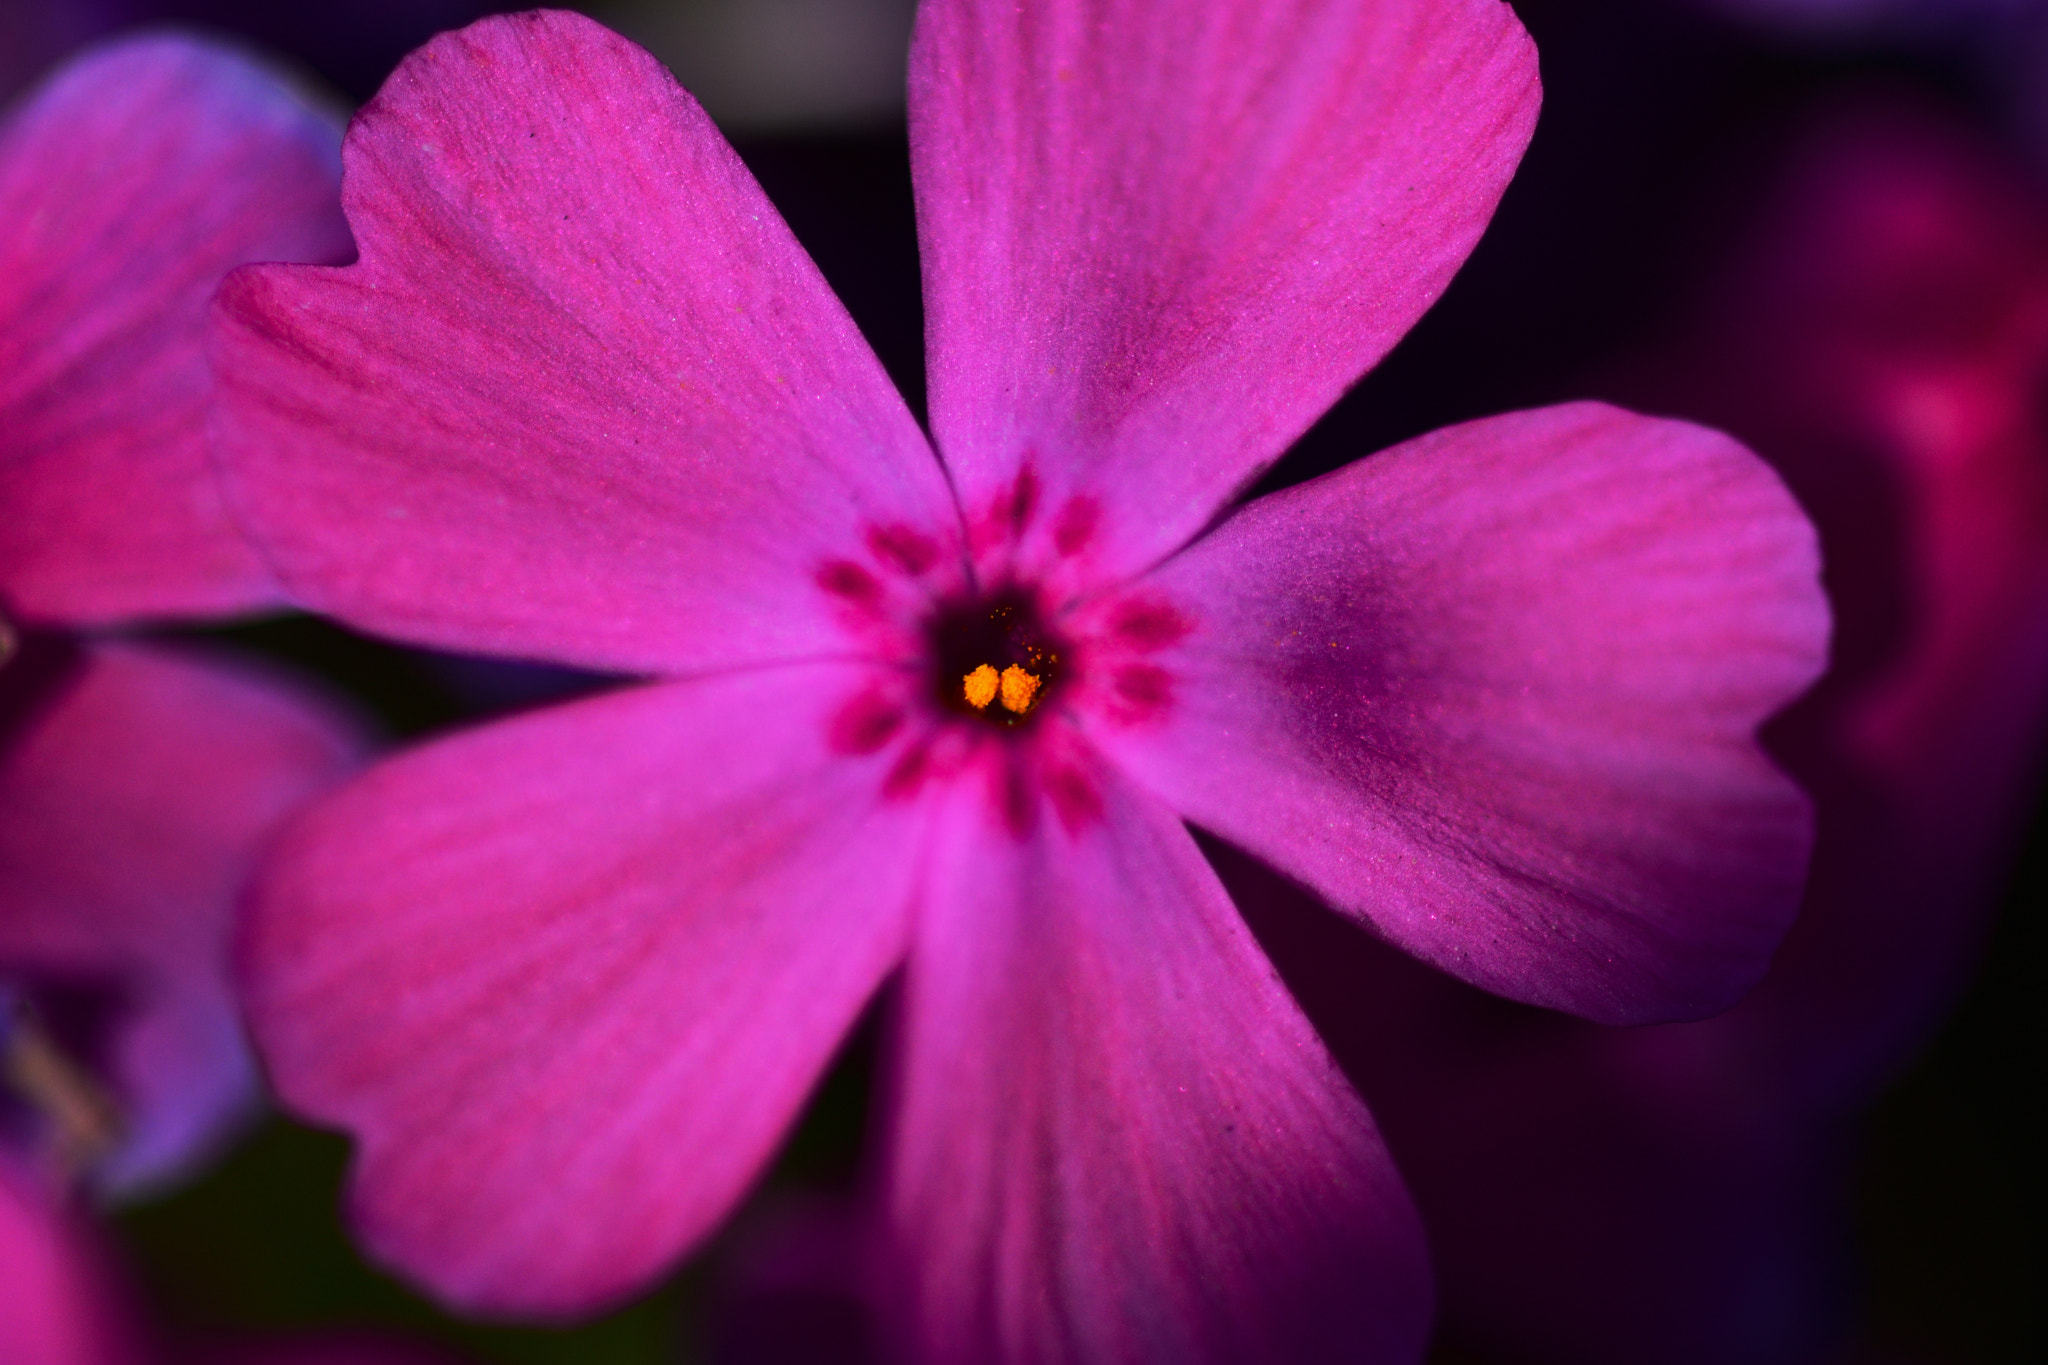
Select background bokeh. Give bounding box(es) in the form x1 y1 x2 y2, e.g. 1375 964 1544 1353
4 0 2041 1361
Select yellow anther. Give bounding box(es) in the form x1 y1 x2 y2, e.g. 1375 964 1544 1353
999 665 1042 714
963 664 1000 710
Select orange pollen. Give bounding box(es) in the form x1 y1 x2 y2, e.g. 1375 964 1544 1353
963 664 1000 710
998 665 1042 714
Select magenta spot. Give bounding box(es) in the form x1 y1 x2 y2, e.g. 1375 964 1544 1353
867 524 939 577
828 689 903 756
967 467 1043 558
1009 465 1039 532
1052 496 1100 557
1107 597 1193 651
1046 764 1104 832
883 743 932 800
816 560 882 605
1115 665 1171 706
1108 665 1174 724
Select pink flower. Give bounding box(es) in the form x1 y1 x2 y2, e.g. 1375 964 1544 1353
212 4 1828 1358
0 36 361 1195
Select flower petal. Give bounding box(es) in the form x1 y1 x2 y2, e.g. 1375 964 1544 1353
212 11 954 676
908 0 1539 582
0 37 348 626
241 666 925 1316
0 1158 141 1365
879 751 1429 1365
1093 403 1828 1025
0 642 364 1195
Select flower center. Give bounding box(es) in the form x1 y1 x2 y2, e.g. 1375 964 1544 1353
928 587 1067 727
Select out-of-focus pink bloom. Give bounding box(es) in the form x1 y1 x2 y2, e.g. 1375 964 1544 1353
1277 105 2048 1365
0 36 361 1196
0 34 348 625
0 1155 140 1365
212 6 1827 1358
0 641 364 1193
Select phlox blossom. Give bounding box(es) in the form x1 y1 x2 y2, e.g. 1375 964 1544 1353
211 4 1828 1361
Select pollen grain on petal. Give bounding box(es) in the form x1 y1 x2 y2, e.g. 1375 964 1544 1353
998 665 1041 714
963 664 1000 710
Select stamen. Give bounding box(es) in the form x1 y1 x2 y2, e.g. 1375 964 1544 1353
3 998 123 1180
928 587 1068 727
963 664 1000 710
999 665 1042 714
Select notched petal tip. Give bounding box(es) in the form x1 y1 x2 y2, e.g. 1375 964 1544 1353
206 6 949 676
1101 402 1830 1026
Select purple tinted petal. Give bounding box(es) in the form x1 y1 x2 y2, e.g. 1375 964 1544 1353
242 667 924 1316
1094 403 1827 1025
878 751 1429 1365
93 988 258 1200
0 642 364 1194
0 1159 139 1365
0 36 348 626
212 11 955 675
909 0 1538 583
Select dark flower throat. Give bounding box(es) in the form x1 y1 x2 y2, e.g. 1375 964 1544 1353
927 588 1066 727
